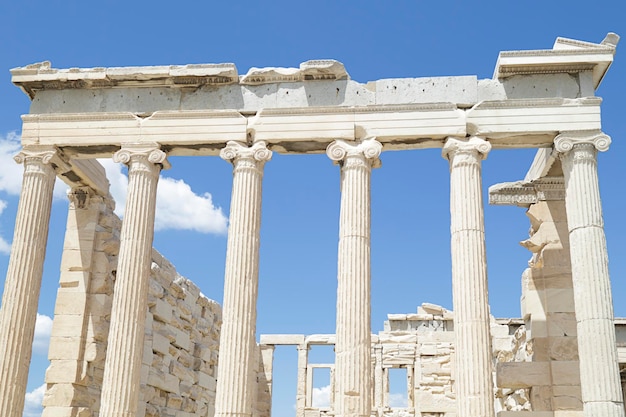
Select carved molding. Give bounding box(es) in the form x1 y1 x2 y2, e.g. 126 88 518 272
554 130 611 154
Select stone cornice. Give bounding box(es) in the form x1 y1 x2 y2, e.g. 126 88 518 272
11 60 348 99
494 33 618 89
11 62 240 99
240 60 348 85
489 177 565 207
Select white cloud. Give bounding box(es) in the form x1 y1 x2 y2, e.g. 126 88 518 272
99 159 228 234
32 313 53 356
155 177 227 233
23 383 46 417
312 385 331 408
0 200 11 254
389 392 408 408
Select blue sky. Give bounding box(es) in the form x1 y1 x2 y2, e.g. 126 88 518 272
0 1 625 416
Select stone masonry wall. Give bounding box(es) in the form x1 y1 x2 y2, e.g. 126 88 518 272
42 190 221 417
495 198 583 414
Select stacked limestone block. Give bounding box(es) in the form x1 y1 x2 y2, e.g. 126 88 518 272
254 345 274 417
42 191 222 417
492 321 532 412
141 251 222 417
496 198 583 415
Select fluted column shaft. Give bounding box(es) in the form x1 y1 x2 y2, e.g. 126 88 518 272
327 138 381 417
0 148 57 417
215 141 272 417
99 143 167 417
442 137 494 417
555 132 625 417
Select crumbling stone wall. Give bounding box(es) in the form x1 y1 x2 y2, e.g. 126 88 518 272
42 190 221 417
494 197 583 413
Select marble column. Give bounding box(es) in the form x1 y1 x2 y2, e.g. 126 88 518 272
0 147 57 417
296 344 309 416
327 138 382 417
99 143 168 417
442 136 494 417
215 141 272 417
555 131 625 417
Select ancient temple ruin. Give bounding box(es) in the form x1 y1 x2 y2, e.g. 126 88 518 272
0 33 624 417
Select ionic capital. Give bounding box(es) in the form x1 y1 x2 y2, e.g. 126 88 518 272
220 141 272 166
554 130 611 154
14 146 59 166
326 138 382 168
113 143 170 169
442 136 491 161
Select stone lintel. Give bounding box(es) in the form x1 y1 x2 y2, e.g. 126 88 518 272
259 334 305 346
305 334 336 345
466 98 602 144
60 159 110 197
20 98 603 157
494 33 618 90
489 177 565 207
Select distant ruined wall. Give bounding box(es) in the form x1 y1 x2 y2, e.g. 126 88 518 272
256 306 534 417
42 188 221 417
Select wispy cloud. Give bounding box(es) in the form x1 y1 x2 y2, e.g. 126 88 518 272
100 159 228 234
23 383 46 417
389 392 408 408
32 313 53 356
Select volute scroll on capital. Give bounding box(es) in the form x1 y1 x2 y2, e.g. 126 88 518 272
553 131 611 154
113 143 171 169
441 136 492 161
326 138 383 168
13 146 60 166
219 141 273 164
